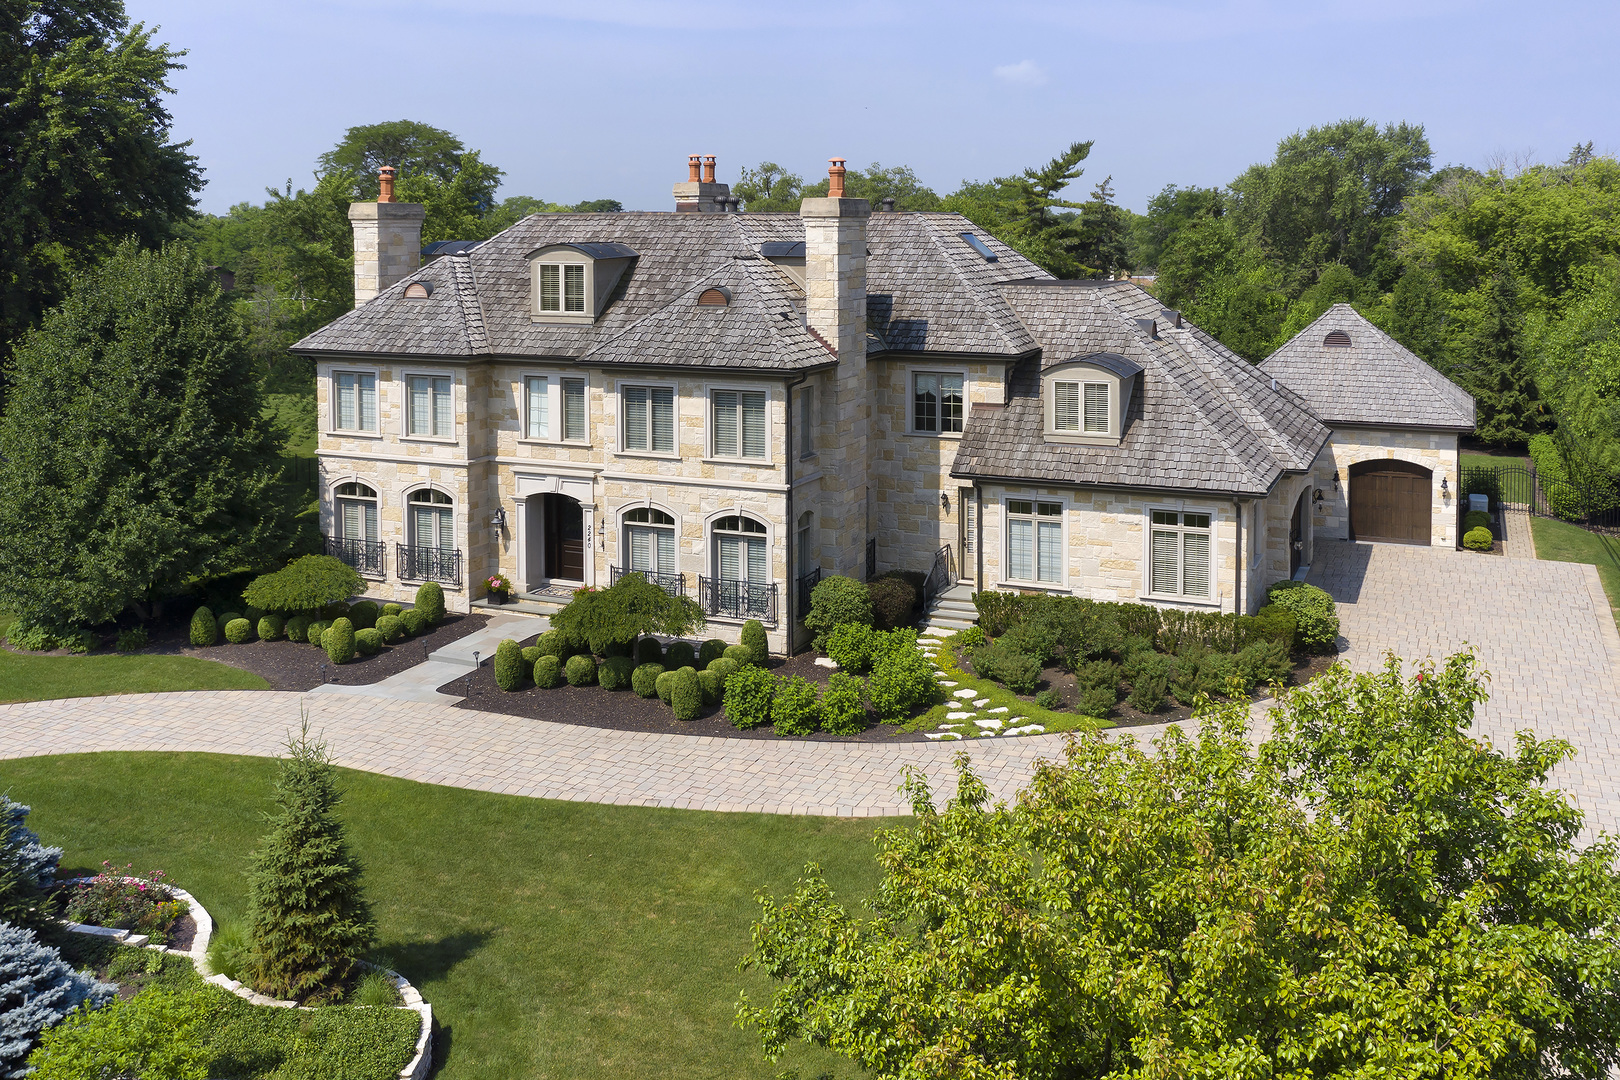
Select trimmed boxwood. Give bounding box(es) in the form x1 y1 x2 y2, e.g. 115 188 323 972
632 662 665 698
223 617 253 644
565 653 597 686
868 576 916 631
698 668 723 705
705 656 740 690
354 627 384 655
305 620 329 648
741 619 769 666
189 607 218 647
670 667 702 720
348 600 379 630
723 644 753 666
494 639 525 690
381 603 403 619
1464 525 1494 551
599 655 634 690
698 638 727 668
723 665 776 729
533 655 563 689
521 645 541 668
534 630 571 660
285 614 313 644
1462 509 1492 532
243 605 265 626
1265 580 1340 654
805 575 872 647
414 581 446 624
257 613 285 641
633 637 663 665
324 617 356 664
655 669 677 704
400 609 429 637
217 611 242 630
375 615 404 644
665 640 696 669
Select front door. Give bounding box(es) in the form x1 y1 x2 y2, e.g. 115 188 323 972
957 487 976 582
543 493 585 580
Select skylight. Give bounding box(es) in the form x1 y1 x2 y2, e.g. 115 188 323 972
959 233 998 261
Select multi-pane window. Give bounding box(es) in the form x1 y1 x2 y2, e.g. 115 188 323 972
409 489 455 550
797 511 815 577
538 263 586 313
797 386 815 459
334 372 377 431
1149 510 1212 598
1053 380 1109 434
913 372 964 433
714 514 769 583
1007 500 1063 583
562 378 587 442
407 375 453 437
525 376 549 439
335 482 378 542
622 385 675 454
625 506 677 575
712 389 767 459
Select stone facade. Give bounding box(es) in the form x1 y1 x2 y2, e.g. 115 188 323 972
1309 427 1462 548
348 202 425 304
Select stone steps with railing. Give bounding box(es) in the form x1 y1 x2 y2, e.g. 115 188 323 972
921 583 978 634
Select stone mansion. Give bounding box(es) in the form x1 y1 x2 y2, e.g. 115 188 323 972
294 157 1475 654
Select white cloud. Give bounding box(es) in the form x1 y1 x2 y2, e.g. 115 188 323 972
993 59 1047 86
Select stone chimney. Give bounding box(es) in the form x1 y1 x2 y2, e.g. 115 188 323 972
800 157 871 580
673 153 732 212
349 166 426 303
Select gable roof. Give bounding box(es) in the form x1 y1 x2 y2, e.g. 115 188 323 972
950 281 1330 498
1259 304 1475 430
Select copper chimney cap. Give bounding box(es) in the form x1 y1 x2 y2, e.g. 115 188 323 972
828 158 847 199
688 155 702 182
378 166 397 203
702 155 716 184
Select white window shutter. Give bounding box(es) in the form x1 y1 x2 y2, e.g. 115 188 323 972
564 380 586 441
1054 382 1080 431
1151 529 1179 594
540 264 560 311
364 503 378 543
564 264 585 312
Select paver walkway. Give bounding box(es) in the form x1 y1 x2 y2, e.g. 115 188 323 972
310 611 542 704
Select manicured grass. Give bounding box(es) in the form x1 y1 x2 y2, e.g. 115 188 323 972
1531 515 1620 628
1461 450 1535 504
4 753 891 1080
0 614 267 703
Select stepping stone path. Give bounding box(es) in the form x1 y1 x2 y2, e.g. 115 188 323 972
908 632 1045 741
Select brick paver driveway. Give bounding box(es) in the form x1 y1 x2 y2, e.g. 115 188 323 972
1309 539 1620 838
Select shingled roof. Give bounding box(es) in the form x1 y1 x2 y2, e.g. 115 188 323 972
292 210 1048 367
1260 304 1475 430
950 281 1330 497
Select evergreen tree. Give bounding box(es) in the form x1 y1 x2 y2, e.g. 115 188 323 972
244 720 374 1002
1452 266 1546 445
1072 176 1130 279
0 923 115 1079
0 798 60 930
940 140 1093 277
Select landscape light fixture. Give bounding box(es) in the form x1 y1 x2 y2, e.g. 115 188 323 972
490 507 507 529
319 662 328 685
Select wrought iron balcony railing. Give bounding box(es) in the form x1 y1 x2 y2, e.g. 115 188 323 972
698 576 778 623
610 565 686 598
324 535 386 577
396 544 462 586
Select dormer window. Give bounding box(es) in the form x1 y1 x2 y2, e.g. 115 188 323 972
539 264 586 313
1053 380 1109 435
1042 352 1141 445
528 242 638 324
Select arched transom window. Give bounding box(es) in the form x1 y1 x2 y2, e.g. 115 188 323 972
624 506 677 576
408 489 454 550
335 482 378 543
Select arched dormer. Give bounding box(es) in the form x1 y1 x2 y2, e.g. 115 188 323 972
528 242 638 324
1042 352 1142 445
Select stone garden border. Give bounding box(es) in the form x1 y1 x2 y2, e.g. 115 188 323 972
59 877 432 1080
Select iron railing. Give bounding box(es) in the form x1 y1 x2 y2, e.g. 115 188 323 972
323 535 385 577
699 576 778 623
796 567 821 622
611 565 686 598
922 545 952 609
1463 462 1620 533
396 544 462 586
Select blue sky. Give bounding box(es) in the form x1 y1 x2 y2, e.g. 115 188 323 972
141 0 1617 216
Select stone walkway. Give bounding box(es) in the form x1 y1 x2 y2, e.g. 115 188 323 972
1502 505 1535 559
310 611 541 704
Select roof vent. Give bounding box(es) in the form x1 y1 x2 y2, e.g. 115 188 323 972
1159 308 1182 328
960 233 998 261
697 287 730 307
880 197 896 212
403 281 433 299
1324 329 1352 347
1135 318 1157 339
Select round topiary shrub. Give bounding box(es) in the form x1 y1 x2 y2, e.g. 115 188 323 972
257 614 285 641
665 640 696 669
493 639 525 691
375 615 404 644
820 672 867 736
354 627 383 656
400 609 428 637
348 601 379 630
1464 525 1494 551
305 620 329 648
324 617 356 664
285 615 312 644
535 630 570 660
1462 509 1491 532
723 644 753 666
223 618 253 645
189 607 218 647
697 639 727 668
217 611 242 629
632 662 665 698
533 655 563 689
706 656 740 687
599 655 634 691
655 669 676 704
521 644 541 668
323 601 351 622
1265 581 1340 654
670 667 702 720
741 620 769 666
723 665 777 730
565 654 597 686
772 676 821 736
805 575 873 647
243 605 265 626
633 637 663 666
381 603 403 620
698 668 723 705
602 639 635 659
415 581 446 625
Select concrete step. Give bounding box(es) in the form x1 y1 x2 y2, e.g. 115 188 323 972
931 599 978 616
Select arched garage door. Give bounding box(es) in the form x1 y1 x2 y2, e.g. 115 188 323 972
1349 460 1431 545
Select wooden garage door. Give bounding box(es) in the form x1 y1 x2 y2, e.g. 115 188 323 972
1349 460 1431 544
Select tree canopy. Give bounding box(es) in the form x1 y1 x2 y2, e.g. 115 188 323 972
315 119 468 198
550 574 705 654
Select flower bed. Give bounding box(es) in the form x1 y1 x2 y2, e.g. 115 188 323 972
58 863 190 945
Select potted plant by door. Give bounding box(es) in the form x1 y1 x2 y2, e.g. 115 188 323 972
486 573 513 604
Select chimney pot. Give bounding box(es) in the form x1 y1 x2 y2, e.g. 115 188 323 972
702 155 716 184
378 166 397 203
880 197 895 212
828 158 847 199
688 155 702 182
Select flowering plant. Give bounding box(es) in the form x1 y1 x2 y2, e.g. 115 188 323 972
63 862 189 943
485 573 513 595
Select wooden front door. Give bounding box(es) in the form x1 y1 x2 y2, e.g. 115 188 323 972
1349 460 1432 545
543 493 585 580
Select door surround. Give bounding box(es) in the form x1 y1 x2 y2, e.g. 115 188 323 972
515 473 596 589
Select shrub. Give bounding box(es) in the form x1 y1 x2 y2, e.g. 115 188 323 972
698 668 723 705
414 580 446 624
868 642 938 721
243 605 265 626
1 796 62 930
772 676 821 736
698 639 727 668
666 640 696 669
724 665 777 729
868 576 917 630
381 603 403 620
670 667 703 721
600 655 634 691
217 611 242 630
399 609 428 637
1251 605 1297 651
1034 688 1064 711
375 614 404 644
26 984 212 1080
354 627 383 656
188 607 217 647
632 662 665 698
533 656 563 689
1464 525 1494 551
257 613 285 641
206 920 249 982
971 642 1041 695
955 625 986 650
114 626 148 652
304 620 329 649
324 617 356 664
348 600 379 630
1201 651 1247 698
1462 509 1492 531
1170 648 1219 706
825 623 878 674
243 554 365 615
322 601 350 622
1461 465 1502 508
1265 581 1340 654
820 672 867 735
1073 659 1121 718
724 644 755 666
493 639 525 691
602 638 635 659
971 591 1028 637
521 644 541 667
565 654 597 687
706 656 740 692
655 669 677 704
1127 653 1171 712
741 619 769 666
1237 639 1292 688
633 636 663 665
0 923 115 1076
549 574 706 656
535 630 571 660
285 614 312 643
1001 617 1059 668
805 575 873 646
223 617 253 644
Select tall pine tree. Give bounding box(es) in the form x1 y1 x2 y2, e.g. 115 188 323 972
1452 266 1546 445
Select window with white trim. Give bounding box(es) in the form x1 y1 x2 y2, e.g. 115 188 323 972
562 378 587 442
408 489 455 550
538 263 586 313
622 385 675 454
334 371 377 432
913 372 964 433
712 389 767 459
1007 500 1063 583
335 482 378 542
624 506 677 575
797 386 815 459
525 376 549 439
1053 380 1109 434
1149 510 1212 599
406 375 453 437
714 514 769 584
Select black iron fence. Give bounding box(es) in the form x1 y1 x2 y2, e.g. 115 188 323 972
1463 462 1620 532
796 567 821 621
699 576 777 623
610 565 686 598
396 544 463 586
922 545 952 609
323 535 386 576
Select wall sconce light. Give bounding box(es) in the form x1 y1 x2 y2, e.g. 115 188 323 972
1313 488 1324 502
490 507 507 529
1441 476 1449 495
940 492 950 511
1331 470 1340 490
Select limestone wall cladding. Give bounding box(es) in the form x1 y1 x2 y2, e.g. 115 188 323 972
1251 473 1316 607
977 484 1241 613
1311 427 1461 547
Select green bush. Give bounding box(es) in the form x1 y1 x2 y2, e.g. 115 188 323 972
324 617 356 664
825 623 877 674
399 609 429 637
348 600 379 630
1169 647 1219 706
1464 525 1494 551
600 655 634 691
1461 466 1502 508
188 607 218 646
257 613 285 641
285 614 313 644
655 669 677 704
771 676 821 736
217 611 242 630
375 614 404 644
599 638 634 659
670 667 703 721
354 627 383 656
724 665 777 729
243 605 266 625
633 636 663 665
1034 687 1064 711
1202 651 1249 697
971 641 1041 694
869 640 938 721
533 655 563 689
322 601 350 622
705 656 740 693
224 617 253 644
632 662 665 698
1462 509 1492 532
698 668 723 705
1126 652 1171 712
549 573 706 657
741 620 769 666
723 644 754 666
305 620 329 648
521 644 541 667
1073 659 1121 718
805 576 872 647
381 603 403 620
820 672 867 735
535 630 571 660
1237 639 1292 688
1252 605 1297 651
1265 581 1340 654
666 640 696 669
868 576 917 630
565 654 597 687
494 639 525 691
242 555 367 616
414 581 446 624
698 638 727 668
955 625 986 650
113 626 147 652
971 591 1028 637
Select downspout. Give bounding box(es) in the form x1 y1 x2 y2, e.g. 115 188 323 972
1233 498 1243 615
974 481 984 594
784 372 808 652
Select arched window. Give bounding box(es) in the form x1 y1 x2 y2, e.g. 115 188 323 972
1324 329 1352 348
710 513 772 619
335 482 378 544
714 515 766 535
624 506 677 577
408 488 455 550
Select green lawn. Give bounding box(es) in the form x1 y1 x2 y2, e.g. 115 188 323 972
4 752 890 1080
0 614 267 703
1461 449 1535 504
1531 516 1620 628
